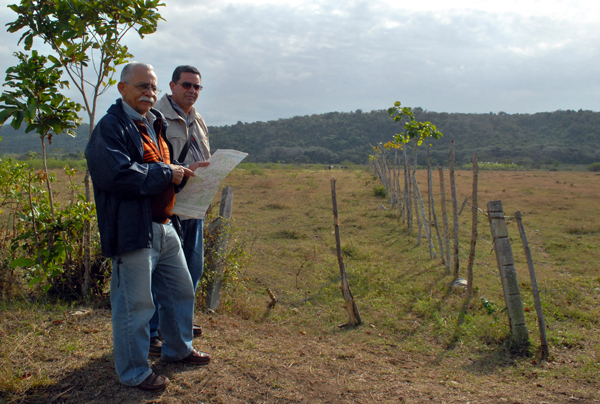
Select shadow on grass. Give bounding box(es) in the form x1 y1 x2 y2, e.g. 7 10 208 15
431 299 531 374
1 353 211 404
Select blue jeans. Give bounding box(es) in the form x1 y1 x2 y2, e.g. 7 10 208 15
111 221 195 386
150 218 204 337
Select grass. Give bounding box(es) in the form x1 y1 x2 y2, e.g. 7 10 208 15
1 164 600 401
221 166 600 366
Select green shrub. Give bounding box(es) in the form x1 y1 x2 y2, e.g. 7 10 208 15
373 185 386 198
587 162 600 172
0 159 105 301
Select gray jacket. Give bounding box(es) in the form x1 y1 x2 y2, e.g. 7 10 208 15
154 94 211 164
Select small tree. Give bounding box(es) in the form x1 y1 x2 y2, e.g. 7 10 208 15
7 0 165 139
7 0 165 295
386 101 443 150
0 50 82 220
0 50 83 290
383 101 443 243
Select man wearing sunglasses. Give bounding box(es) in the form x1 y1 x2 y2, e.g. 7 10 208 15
151 66 211 356
86 62 211 391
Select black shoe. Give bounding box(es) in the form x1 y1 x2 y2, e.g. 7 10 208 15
181 349 210 365
149 336 162 357
137 372 169 391
193 324 203 338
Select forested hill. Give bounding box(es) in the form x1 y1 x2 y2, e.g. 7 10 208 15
1 108 599 166
209 108 600 166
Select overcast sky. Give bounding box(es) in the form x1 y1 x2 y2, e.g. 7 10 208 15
1 0 599 126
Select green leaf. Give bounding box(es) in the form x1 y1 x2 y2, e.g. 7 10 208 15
47 54 62 67
0 108 18 125
24 34 33 50
10 257 36 268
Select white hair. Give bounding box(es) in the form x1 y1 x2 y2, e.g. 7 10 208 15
120 62 154 83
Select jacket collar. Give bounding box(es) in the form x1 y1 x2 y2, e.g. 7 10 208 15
155 94 201 122
106 99 166 158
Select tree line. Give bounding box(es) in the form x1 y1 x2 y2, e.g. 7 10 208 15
1 108 599 166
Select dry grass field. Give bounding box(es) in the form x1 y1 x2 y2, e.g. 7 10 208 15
1 164 599 403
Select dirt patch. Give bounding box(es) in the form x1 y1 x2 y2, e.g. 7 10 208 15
1 307 598 404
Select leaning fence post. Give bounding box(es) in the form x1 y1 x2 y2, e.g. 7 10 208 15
205 186 235 311
331 178 362 327
515 210 549 359
487 200 529 346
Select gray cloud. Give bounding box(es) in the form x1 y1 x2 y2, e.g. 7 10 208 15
1 0 599 127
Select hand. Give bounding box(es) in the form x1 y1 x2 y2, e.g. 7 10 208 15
189 161 210 172
169 164 194 185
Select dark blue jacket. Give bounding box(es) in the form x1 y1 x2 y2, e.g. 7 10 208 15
86 99 181 258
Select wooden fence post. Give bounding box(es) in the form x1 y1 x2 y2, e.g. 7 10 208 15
413 172 436 258
331 178 362 327
466 153 478 300
449 140 460 278
430 158 445 266
404 146 412 234
395 150 403 215
205 186 235 311
487 200 529 345
438 167 451 273
515 210 549 359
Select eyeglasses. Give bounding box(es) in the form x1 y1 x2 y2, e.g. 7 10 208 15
123 82 160 94
178 81 203 91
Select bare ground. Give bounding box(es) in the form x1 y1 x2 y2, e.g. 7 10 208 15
2 306 598 404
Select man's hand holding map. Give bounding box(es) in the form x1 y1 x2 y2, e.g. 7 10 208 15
172 149 248 219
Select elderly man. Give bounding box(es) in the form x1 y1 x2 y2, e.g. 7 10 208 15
85 62 210 391
149 65 210 355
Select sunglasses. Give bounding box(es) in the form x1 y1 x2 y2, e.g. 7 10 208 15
178 81 203 91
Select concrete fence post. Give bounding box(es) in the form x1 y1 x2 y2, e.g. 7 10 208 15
487 200 529 345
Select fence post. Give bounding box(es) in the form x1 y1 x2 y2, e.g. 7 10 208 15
404 146 412 234
466 153 478 300
331 178 362 327
515 210 549 359
413 172 436 258
487 200 529 345
205 186 235 311
449 140 460 278
430 160 445 266
438 167 451 273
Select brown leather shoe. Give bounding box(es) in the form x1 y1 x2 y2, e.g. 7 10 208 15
181 349 210 365
138 372 169 391
149 336 162 357
193 324 203 338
